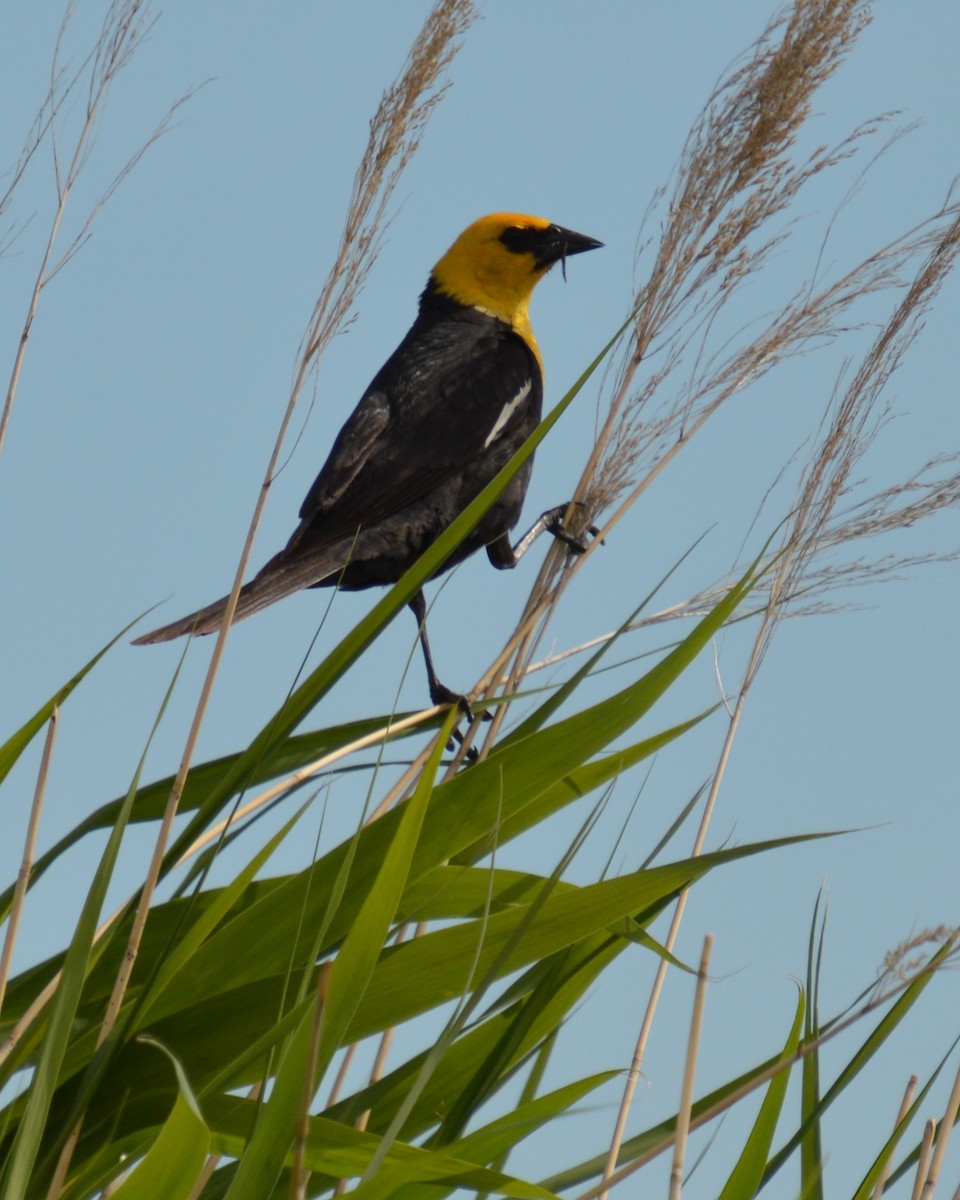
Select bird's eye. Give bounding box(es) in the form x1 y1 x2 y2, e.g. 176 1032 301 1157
498 225 540 256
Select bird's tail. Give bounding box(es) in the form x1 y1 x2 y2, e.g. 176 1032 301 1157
132 549 339 645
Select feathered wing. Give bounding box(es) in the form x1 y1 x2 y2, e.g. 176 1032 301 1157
291 302 540 542
133 389 394 645
134 302 541 645
131 543 350 643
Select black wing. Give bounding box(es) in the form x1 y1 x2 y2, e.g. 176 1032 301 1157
289 301 541 550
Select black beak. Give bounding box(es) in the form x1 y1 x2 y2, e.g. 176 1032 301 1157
537 224 603 279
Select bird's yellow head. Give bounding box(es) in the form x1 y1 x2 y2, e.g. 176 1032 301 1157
430 213 602 349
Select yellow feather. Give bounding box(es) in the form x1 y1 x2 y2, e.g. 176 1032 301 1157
430 212 554 373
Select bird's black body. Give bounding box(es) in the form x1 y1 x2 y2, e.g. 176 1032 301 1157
134 212 601 707
293 287 542 591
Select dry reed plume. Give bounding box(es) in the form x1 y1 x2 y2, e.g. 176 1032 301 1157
464 0 960 758
12 4 478 1195
0 0 196 460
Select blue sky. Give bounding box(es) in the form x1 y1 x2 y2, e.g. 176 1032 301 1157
2 2 960 1195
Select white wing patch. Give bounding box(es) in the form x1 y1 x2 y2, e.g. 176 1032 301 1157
483 380 532 449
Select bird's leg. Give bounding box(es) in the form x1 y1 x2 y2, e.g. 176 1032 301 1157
409 591 490 759
486 502 601 571
409 591 473 714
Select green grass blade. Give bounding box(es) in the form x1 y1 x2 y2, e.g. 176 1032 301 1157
453 713 712 862
222 712 455 1199
134 798 314 1027
0 622 135 791
351 1075 614 1200
717 986 805 1200
131 715 705 1032
452 1071 616 1170
327 932 625 1143
106 1037 210 1200
0 722 157 1197
800 898 826 1200
206 1094 554 1197
346 837 826 1043
763 933 957 1184
474 1028 561 1200
139 566 755 1036
315 708 455 1068
0 713 418 914
219 994 318 1200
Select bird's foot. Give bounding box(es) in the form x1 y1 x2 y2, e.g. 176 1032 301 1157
430 683 492 761
542 502 603 555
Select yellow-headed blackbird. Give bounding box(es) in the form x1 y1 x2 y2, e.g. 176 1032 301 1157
135 212 602 704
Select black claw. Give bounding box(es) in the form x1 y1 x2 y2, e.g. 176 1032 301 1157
448 725 479 762
430 682 474 722
545 503 604 556
552 526 590 555
429 683 491 761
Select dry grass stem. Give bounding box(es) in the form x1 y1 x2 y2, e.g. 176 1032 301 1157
592 522 777 1178
593 479 790 1192
98 1164 133 1197
467 0 960 763
185 1082 260 1200
332 926 406 1195
913 1119 938 1200
469 18 960 1142
597 661 751 1195
45 1118 81 1200
577 941 955 1200
326 1043 359 1111
185 1156 220 1200
1 0 195 461
358 1023 397 1127
669 934 714 1200
366 724 451 822
291 963 331 1200
0 903 118 1069
921 1057 960 1198
0 710 58 1017
469 0 885 733
33 10 474 1189
99 0 472 1083
326 932 410 1151
297 0 476 371
871 1075 918 1200
589 189 960 1183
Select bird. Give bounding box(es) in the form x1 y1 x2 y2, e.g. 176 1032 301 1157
134 212 602 708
